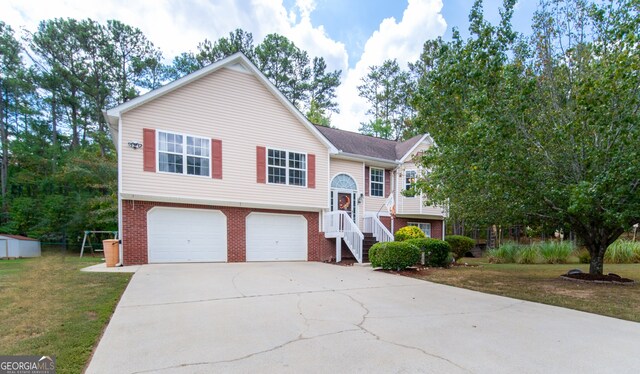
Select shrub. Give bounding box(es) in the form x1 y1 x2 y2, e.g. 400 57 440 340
605 240 640 264
535 241 574 264
486 242 520 263
394 226 426 241
577 249 591 264
445 235 475 259
405 238 451 267
516 245 539 264
369 241 421 270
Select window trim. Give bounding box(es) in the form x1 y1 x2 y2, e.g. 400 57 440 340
266 147 308 188
369 167 385 197
404 169 417 197
408 222 431 238
156 129 212 178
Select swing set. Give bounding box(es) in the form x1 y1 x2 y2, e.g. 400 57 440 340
79 231 118 257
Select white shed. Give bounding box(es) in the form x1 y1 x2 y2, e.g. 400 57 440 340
0 235 41 258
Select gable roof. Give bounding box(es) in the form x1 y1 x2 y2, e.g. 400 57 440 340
103 53 337 152
314 125 429 163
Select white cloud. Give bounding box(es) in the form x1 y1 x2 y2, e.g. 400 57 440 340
1 0 445 133
333 0 447 132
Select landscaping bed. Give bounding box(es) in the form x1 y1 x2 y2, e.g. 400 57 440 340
561 272 634 284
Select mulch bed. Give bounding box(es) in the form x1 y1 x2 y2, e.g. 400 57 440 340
561 272 635 285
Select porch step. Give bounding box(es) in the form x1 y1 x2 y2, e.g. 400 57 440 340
362 233 378 263
338 234 378 263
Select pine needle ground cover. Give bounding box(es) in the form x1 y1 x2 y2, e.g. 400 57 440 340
0 252 131 374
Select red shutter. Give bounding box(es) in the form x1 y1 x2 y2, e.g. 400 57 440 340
143 128 156 172
211 139 222 179
256 146 266 183
385 169 391 197
365 166 370 196
307 154 316 189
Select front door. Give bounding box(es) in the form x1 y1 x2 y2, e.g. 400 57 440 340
331 189 356 218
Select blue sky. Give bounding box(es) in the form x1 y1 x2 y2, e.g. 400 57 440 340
3 0 539 131
301 0 538 68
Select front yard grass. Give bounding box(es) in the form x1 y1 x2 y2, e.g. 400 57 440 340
0 252 131 374
408 259 640 322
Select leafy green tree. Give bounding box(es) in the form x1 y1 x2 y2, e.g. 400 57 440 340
307 57 341 125
0 21 26 221
170 30 341 122
413 0 640 275
358 59 415 140
105 20 164 103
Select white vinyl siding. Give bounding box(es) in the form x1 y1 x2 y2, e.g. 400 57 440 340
408 222 431 238
396 141 446 217
120 67 328 209
158 131 210 177
267 148 306 187
370 167 384 197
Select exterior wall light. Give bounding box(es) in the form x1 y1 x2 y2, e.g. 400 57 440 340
128 141 143 149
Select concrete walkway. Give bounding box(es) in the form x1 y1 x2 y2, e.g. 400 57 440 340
81 263 140 273
86 263 640 373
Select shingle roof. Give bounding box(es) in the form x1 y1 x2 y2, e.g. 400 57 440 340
0 234 38 241
314 125 425 161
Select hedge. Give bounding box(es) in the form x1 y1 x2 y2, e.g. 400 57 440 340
405 238 451 267
394 226 426 241
445 235 475 259
369 241 421 270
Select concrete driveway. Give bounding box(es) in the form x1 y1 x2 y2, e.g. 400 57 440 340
87 263 640 373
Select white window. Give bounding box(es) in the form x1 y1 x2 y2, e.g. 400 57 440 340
405 170 417 195
267 148 306 187
370 168 384 197
158 131 210 177
408 222 431 238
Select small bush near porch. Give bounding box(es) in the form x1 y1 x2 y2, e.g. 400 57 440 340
369 242 421 270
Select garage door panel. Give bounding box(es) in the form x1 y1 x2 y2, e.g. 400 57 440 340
246 213 307 261
147 208 227 263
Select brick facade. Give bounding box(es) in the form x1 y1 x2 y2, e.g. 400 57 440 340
379 216 444 240
122 200 334 265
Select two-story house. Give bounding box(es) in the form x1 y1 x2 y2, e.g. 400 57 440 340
104 53 445 265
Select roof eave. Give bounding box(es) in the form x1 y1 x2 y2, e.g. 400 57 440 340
333 151 400 168
399 134 432 163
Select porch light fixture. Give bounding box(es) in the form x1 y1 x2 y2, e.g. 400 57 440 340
128 141 143 149
357 193 364 204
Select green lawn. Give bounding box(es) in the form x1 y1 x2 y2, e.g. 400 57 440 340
0 252 131 374
407 259 640 322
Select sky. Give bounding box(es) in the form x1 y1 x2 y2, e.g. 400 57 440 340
2 0 538 132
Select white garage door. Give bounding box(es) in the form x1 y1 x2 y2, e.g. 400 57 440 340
147 207 227 263
246 213 307 261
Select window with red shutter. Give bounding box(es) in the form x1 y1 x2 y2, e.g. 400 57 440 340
143 128 156 172
256 146 266 183
211 139 222 179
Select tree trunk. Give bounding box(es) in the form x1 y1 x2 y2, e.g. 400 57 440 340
579 225 625 275
0 88 8 223
589 249 604 275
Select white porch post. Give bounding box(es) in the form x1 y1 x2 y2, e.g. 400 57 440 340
336 238 342 262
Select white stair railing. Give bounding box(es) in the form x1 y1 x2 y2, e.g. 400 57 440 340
364 215 394 243
324 211 364 263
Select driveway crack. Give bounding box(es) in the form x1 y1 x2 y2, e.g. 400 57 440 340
129 328 360 374
340 292 474 373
